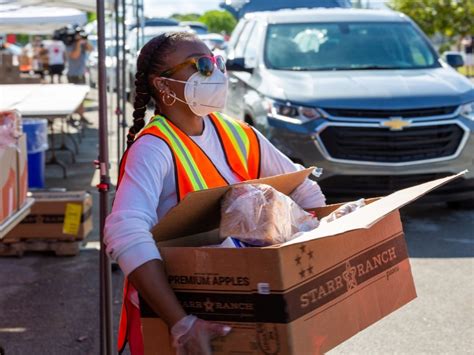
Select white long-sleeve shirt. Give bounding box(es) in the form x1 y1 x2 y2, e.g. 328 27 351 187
104 116 326 276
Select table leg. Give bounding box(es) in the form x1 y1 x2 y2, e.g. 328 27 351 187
46 119 68 178
56 119 76 163
65 117 80 154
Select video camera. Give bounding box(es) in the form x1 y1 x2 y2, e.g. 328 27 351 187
53 25 88 46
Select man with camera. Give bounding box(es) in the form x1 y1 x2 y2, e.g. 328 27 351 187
66 32 92 84
66 32 93 124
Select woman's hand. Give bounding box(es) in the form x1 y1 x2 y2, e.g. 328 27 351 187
171 315 232 355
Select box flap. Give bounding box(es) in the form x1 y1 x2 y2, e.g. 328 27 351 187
152 168 314 241
283 170 467 246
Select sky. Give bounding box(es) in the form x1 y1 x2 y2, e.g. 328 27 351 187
144 0 222 17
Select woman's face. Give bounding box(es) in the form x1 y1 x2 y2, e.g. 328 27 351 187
158 38 212 109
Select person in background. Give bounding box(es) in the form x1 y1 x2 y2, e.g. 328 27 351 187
31 36 45 80
462 35 473 77
66 33 93 124
47 38 66 83
39 43 49 78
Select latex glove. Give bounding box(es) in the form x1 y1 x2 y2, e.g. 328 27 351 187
171 315 232 355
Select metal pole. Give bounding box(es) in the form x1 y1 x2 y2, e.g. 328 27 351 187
96 0 114 354
114 0 122 166
134 0 139 51
121 0 128 153
139 0 145 48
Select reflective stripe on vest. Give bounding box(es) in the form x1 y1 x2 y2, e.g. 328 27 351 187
117 112 261 354
208 112 260 181
146 115 209 191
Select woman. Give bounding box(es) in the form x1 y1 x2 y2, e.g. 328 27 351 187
104 32 326 354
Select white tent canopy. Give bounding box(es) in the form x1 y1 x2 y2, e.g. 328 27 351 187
0 4 87 34
11 0 113 13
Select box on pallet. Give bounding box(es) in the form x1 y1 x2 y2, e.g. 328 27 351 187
0 134 28 224
140 168 464 355
4 191 93 241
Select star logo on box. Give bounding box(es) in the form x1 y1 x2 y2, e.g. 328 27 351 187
342 261 358 291
203 298 215 312
294 244 315 279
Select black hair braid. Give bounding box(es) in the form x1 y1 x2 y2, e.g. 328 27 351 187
126 31 197 148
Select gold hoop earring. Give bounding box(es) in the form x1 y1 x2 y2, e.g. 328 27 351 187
162 90 176 106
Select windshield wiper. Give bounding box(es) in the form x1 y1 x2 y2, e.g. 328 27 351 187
276 65 403 71
345 65 403 70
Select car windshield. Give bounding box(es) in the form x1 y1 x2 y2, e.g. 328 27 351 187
264 22 439 71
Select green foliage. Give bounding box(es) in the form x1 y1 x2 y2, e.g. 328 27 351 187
389 0 474 42
15 34 30 45
198 10 236 35
171 13 201 22
87 12 97 23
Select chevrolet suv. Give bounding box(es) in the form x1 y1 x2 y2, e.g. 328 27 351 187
225 8 474 206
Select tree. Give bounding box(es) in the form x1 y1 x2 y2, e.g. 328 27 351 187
199 10 237 35
171 13 201 22
389 0 474 50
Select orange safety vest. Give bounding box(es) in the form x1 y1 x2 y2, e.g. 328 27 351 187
117 112 261 354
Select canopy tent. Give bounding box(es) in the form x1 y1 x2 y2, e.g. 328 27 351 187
7 0 112 13
0 4 87 34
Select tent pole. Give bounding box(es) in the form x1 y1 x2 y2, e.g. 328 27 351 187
96 0 114 354
121 0 128 151
114 0 122 167
134 0 139 50
139 0 145 48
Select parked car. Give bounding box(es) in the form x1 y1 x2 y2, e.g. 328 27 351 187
126 25 194 100
180 21 208 35
221 0 351 19
88 38 120 90
225 8 474 206
199 33 227 57
128 17 179 30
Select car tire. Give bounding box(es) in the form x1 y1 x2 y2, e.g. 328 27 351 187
447 199 474 210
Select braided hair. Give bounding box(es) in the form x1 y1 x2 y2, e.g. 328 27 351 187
127 31 197 148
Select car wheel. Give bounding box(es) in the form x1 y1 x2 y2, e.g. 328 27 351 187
447 199 474 209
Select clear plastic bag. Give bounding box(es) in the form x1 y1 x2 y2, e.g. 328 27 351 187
320 198 365 224
0 110 22 148
219 184 319 246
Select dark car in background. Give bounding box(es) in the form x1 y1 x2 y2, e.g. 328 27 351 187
225 8 474 205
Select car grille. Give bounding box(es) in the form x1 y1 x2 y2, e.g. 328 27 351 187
319 124 464 163
323 106 457 119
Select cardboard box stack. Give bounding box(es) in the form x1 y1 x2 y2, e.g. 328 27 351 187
0 52 41 84
0 110 28 225
140 168 464 355
4 191 93 242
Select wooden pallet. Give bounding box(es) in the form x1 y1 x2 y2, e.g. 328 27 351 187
0 238 84 257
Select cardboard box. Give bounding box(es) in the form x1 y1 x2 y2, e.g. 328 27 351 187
0 134 28 224
4 191 93 241
141 169 465 355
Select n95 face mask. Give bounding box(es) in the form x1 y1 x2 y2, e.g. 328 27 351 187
161 68 228 117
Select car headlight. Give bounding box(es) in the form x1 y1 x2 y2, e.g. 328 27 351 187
460 101 474 121
265 99 325 124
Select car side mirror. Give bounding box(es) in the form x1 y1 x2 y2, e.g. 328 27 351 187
226 57 254 73
443 52 464 68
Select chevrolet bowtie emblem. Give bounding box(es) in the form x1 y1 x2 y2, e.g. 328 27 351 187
381 117 412 131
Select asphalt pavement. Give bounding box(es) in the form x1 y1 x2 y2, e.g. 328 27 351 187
0 90 472 355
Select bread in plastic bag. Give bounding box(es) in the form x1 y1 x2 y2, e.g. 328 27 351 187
219 183 319 246
320 198 365 224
